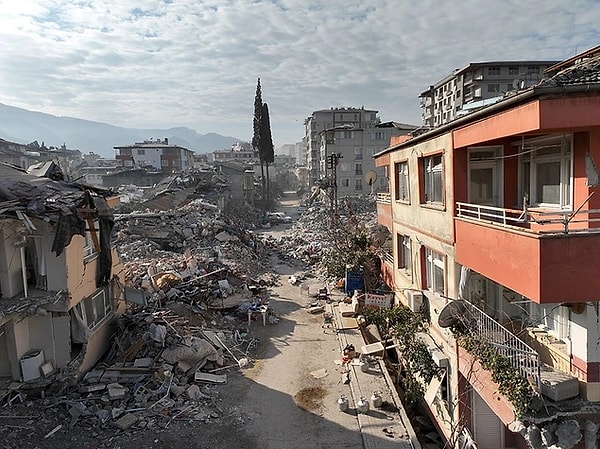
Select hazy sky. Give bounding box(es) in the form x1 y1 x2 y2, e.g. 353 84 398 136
0 0 598 148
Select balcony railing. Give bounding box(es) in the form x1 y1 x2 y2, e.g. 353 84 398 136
456 201 600 235
379 249 394 266
460 300 541 389
376 192 391 204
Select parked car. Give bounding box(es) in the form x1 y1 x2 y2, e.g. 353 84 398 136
266 212 293 224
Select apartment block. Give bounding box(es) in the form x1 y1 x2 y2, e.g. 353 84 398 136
420 60 558 128
114 138 195 172
375 46 600 449
303 107 417 196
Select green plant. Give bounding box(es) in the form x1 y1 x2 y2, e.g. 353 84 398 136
456 333 535 418
362 305 441 402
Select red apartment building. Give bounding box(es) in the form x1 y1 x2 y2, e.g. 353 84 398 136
374 46 600 449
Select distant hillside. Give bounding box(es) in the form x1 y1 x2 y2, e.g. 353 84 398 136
0 103 241 158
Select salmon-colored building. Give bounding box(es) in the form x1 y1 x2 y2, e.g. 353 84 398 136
374 46 600 449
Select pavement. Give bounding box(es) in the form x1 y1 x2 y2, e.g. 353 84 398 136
326 288 421 449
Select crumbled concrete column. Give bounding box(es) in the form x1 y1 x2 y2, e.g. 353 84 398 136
585 420 599 449
552 420 581 449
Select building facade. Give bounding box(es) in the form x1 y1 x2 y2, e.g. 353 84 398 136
419 61 558 128
375 46 600 449
114 138 195 172
303 107 417 196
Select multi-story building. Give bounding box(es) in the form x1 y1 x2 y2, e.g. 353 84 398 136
114 138 195 172
374 46 600 449
209 142 257 164
0 163 125 382
303 107 417 195
420 60 558 128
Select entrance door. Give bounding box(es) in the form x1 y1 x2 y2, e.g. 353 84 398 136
469 147 502 207
472 390 504 449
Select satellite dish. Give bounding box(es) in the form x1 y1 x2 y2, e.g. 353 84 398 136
364 170 377 186
438 300 467 328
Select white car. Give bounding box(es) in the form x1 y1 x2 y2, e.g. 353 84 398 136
266 212 292 224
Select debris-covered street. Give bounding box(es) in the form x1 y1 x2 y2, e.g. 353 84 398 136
0 186 408 449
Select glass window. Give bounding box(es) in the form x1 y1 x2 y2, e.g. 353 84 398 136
76 288 112 329
425 248 445 295
397 234 411 273
519 134 572 208
394 161 409 202
487 84 500 93
355 179 363 190
354 147 363 160
83 220 99 258
508 66 519 75
488 67 500 75
355 163 363 176
422 154 444 205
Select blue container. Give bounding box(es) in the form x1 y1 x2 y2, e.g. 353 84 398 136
345 269 364 295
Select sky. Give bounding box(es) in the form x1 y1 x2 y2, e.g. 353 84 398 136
0 0 599 150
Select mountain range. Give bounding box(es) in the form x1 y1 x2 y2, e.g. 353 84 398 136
0 103 242 158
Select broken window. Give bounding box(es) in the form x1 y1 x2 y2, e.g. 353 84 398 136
75 287 112 329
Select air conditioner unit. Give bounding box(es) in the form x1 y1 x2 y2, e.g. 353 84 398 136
405 290 423 312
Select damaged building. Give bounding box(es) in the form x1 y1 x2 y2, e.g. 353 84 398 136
0 162 124 383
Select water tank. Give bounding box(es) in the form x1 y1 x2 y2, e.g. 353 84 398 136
20 349 45 382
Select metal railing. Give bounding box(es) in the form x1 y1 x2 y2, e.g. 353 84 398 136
376 192 391 204
379 249 394 266
460 300 541 389
456 201 600 234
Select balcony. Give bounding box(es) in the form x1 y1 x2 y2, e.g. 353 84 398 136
457 300 541 389
376 193 392 228
455 202 600 303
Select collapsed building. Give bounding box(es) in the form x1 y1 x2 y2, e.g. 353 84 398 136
0 161 124 384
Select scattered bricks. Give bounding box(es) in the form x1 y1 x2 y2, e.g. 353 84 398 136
115 413 139 431
107 383 127 400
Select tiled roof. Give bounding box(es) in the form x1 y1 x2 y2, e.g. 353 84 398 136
539 53 600 87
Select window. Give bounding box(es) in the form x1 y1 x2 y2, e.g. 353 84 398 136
509 66 519 75
397 234 411 273
341 179 350 187
487 84 500 93
488 67 500 76
354 147 363 160
137 149 145 155
76 288 112 329
355 179 363 190
371 131 386 140
354 163 363 176
425 248 445 295
519 135 572 208
83 220 99 258
422 154 444 205
527 66 540 74
394 161 409 202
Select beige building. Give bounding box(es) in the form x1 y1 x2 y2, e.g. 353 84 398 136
0 164 125 382
419 61 558 128
114 138 195 172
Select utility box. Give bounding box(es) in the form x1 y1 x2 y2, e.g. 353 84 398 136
20 349 45 382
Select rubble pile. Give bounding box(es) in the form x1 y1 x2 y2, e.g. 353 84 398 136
263 196 379 271
1 304 261 439
114 198 280 309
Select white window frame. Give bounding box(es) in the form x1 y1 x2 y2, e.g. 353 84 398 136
425 247 445 295
355 178 363 190
518 134 572 209
397 234 412 275
394 161 409 202
76 287 113 329
83 219 99 259
422 154 444 205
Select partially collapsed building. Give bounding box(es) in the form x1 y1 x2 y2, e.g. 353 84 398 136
0 162 124 381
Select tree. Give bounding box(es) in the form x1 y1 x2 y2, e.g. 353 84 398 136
260 102 275 207
252 78 266 211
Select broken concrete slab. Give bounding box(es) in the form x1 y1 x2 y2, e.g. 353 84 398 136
107 383 127 400
194 372 227 384
115 413 139 431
